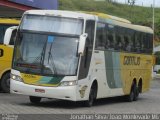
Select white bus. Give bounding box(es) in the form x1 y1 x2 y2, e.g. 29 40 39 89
11 10 154 106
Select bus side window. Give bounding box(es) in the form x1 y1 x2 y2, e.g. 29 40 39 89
115 35 122 51
124 36 129 51
115 26 124 51
95 23 106 50
107 34 114 50
106 24 115 50
135 33 141 53
146 34 153 54
0 27 3 44
140 33 144 53
0 26 6 44
123 28 134 52
96 33 104 50
123 35 132 52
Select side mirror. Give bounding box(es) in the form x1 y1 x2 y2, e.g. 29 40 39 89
78 33 88 54
3 26 18 45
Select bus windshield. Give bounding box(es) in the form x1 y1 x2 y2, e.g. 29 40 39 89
20 14 83 36
13 32 79 76
13 15 84 76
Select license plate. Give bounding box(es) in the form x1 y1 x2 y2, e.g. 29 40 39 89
35 89 45 93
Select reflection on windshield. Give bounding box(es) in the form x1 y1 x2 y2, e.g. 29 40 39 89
20 33 46 63
13 32 79 76
44 36 78 75
21 15 83 36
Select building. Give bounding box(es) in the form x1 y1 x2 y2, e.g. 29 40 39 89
0 0 58 18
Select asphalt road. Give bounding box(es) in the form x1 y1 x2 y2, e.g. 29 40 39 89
0 79 160 119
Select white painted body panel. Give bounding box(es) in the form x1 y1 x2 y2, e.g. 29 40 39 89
93 51 124 98
11 69 78 101
11 80 77 101
3 26 17 45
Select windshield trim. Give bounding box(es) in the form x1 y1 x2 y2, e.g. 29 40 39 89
13 31 80 77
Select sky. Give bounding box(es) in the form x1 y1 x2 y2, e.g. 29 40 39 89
115 0 160 7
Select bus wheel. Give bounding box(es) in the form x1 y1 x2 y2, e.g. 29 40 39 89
133 86 139 101
1 73 10 93
29 96 41 104
85 83 97 107
126 83 137 102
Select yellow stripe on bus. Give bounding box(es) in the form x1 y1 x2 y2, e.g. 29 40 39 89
0 18 20 24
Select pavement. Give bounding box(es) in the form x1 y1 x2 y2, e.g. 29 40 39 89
0 78 160 119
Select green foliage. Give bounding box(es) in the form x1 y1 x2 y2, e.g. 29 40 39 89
59 0 160 39
155 18 160 36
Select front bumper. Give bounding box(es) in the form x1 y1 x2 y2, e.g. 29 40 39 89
10 79 77 101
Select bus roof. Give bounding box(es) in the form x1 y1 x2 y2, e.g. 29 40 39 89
25 10 130 23
0 18 20 25
112 19 153 34
89 12 153 34
24 10 153 34
24 10 96 20
132 25 153 34
82 12 131 24
84 12 153 34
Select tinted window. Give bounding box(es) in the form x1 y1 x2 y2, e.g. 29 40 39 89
106 24 115 50
9 29 17 45
0 25 11 44
95 23 106 50
135 32 142 53
95 22 153 54
115 26 124 51
146 34 153 54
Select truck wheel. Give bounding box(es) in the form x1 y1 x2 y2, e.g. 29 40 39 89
1 73 10 93
29 96 41 104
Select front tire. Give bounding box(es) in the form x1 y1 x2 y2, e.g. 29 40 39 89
1 73 10 93
85 83 97 107
29 96 41 104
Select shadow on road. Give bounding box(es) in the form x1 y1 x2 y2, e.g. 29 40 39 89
18 95 145 109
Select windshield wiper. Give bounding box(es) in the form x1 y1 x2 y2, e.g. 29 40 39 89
24 40 47 73
47 42 58 75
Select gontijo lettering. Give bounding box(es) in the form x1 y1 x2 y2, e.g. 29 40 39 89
123 56 140 65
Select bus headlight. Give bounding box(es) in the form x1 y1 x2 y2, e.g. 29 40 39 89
60 81 77 86
10 74 23 82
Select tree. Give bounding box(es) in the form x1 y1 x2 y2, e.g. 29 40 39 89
128 0 136 6
106 0 112 2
